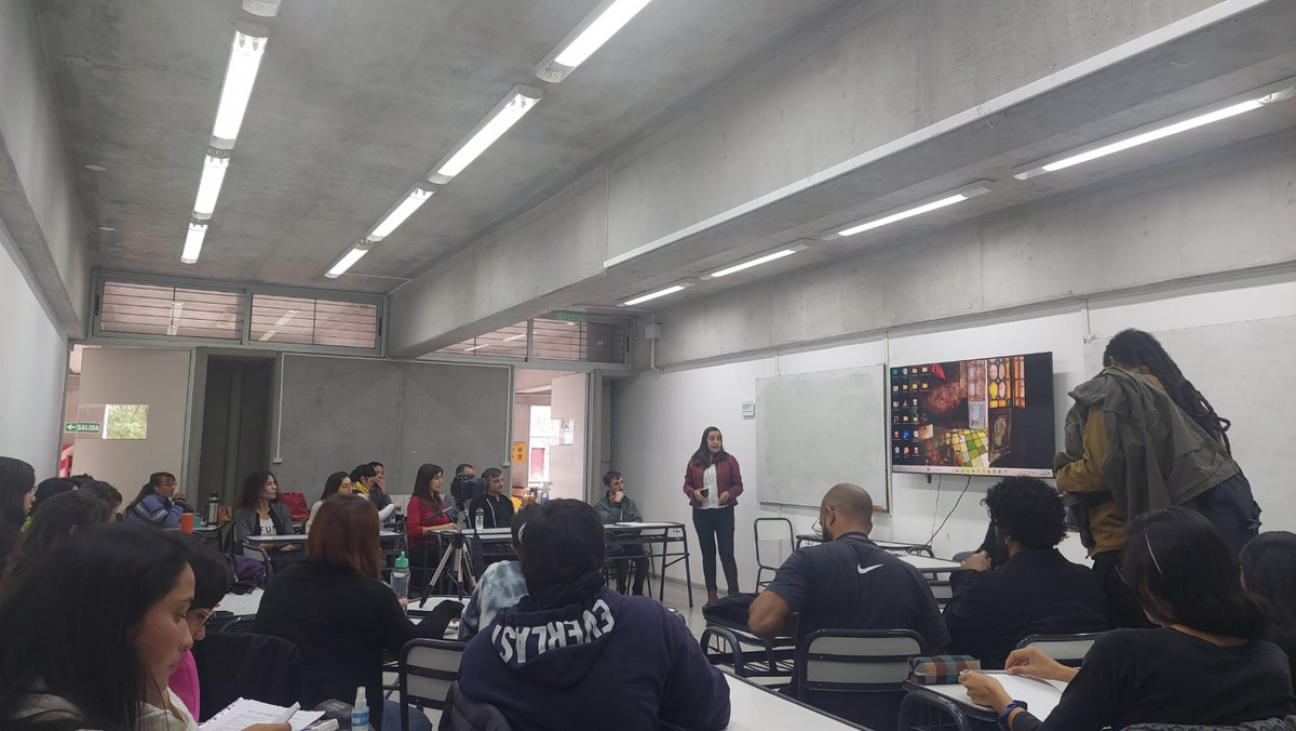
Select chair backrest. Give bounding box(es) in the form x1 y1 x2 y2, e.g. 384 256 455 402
279 491 311 522
241 542 274 579
1016 632 1104 667
754 518 794 589
796 629 924 695
400 638 467 719
440 681 514 731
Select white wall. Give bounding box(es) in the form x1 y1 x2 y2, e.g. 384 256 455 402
74 348 191 494
549 372 588 501
0 226 66 473
612 270 1296 591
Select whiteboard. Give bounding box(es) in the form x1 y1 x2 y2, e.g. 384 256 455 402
1084 317 1296 532
755 365 889 510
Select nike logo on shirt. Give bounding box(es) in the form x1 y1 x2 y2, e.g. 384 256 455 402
857 564 882 575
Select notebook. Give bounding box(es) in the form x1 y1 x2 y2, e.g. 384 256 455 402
199 698 326 731
975 672 1066 720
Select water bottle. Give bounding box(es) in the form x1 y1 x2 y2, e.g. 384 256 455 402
391 551 410 599
205 493 220 524
541 486 551 504
475 508 484 531
351 686 370 731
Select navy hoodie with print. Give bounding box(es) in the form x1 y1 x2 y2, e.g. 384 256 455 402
458 584 730 731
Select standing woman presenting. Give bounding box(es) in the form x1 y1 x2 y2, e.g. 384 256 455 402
684 426 743 604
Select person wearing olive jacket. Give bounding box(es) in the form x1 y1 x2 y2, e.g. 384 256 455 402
683 426 743 604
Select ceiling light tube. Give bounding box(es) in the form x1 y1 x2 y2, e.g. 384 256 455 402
210 30 268 147
325 241 372 279
181 222 208 264
535 0 655 83
619 279 697 307
428 86 543 184
166 302 184 336
1013 79 1296 180
832 181 994 239
705 242 811 279
368 187 434 241
192 154 230 218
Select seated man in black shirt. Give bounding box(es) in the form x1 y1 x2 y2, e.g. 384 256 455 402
749 484 948 725
468 467 514 529
944 476 1108 667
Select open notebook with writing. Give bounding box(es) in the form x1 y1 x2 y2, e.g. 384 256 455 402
199 698 331 731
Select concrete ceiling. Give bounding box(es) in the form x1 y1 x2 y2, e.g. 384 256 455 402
37 0 845 293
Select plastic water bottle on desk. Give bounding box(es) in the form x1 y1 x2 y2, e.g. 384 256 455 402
391 551 410 599
541 486 551 504
351 686 370 731
475 508 484 531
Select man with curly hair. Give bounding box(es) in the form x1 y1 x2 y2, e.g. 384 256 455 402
944 477 1108 667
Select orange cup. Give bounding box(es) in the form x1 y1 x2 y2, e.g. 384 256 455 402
180 513 194 534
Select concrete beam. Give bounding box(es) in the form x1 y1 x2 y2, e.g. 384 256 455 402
387 167 609 357
0 0 92 338
652 131 1296 368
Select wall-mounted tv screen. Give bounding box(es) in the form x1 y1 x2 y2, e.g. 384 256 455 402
889 352 1055 478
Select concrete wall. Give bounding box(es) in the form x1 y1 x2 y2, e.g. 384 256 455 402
0 0 91 337
74 348 191 494
0 221 67 473
654 132 1296 368
275 356 511 503
612 271 1296 590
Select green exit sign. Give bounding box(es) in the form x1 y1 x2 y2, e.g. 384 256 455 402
553 312 584 323
65 422 101 434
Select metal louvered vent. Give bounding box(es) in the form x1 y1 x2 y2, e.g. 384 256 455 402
99 281 244 340
532 318 627 363
437 322 529 359
251 294 378 349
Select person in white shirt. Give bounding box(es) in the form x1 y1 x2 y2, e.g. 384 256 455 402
307 472 352 533
681 427 745 605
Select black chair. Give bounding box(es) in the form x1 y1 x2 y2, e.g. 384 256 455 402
753 517 794 590
191 631 303 723
400 638 467 731
1015 631 1105 667
438 681 513 731
793 628 925 731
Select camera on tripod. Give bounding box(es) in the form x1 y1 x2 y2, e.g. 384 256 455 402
450 473 486 504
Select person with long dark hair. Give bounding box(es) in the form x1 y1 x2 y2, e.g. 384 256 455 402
307 472 352 533
0 524 288 731
256 495 458 730
405 464 456 590
1241 531 1296 690
960 508 1294 731
232 472 298 557
1056 328 1260 628
3 491 112 592
683 426 743 603
0 458 35 568
23 478 77 528
84 480 124 520
127 471 188 529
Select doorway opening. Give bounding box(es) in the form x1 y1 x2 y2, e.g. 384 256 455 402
512 369 587 503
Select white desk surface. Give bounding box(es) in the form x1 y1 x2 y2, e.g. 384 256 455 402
721 673 865 730
909 675 1063 721
214 588 263 617
245 530 401 543
898 555 961 572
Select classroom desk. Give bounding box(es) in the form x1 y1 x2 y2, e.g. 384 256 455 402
242 530 403 545
428 521 694 606
211 590 465 639
899 677 1062 731
795 534 934 556
897 555 962 573
213 588 263 618
693 673 869 730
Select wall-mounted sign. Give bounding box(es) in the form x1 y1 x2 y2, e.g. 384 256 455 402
512 441 527 463
65 422 102 434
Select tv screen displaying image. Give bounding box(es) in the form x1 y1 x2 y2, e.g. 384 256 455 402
889 352 1055 478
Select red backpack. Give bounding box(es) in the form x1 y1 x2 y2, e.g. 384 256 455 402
278 491 310 522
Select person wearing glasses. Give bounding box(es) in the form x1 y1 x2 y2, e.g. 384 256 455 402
163 532 231 719
960 508 1293 731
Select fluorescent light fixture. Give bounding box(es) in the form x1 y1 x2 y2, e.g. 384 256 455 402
193 154 230 218
428 86 543 184
536 0 654 83
368 187 433 241
181 223 208 264
325 242 371 279
166 302 184 336
210 31 268 146
620 279 697 307
833 182 994 238
1014 80 1296 180
705 242 811 279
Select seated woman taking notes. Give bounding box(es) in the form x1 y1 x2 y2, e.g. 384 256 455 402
960 508 1295 731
